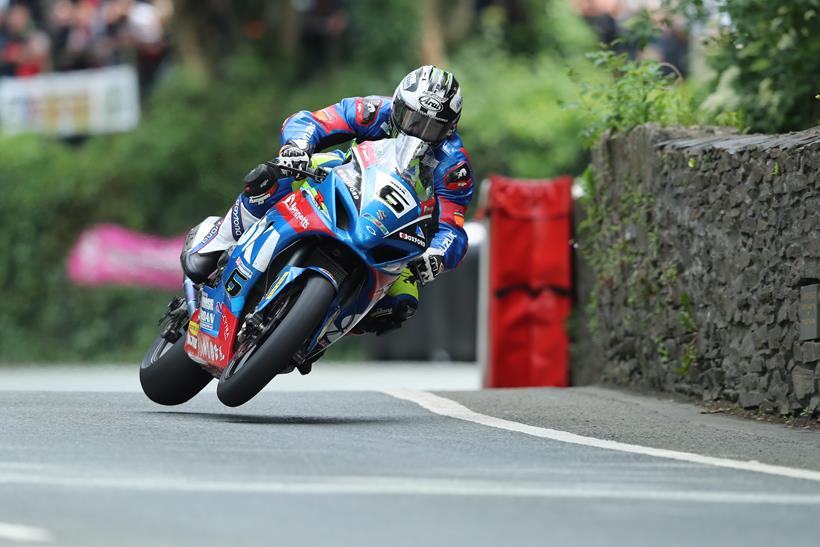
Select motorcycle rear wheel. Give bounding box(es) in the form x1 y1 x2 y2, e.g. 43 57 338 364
140 330 214 406
216 273 335 407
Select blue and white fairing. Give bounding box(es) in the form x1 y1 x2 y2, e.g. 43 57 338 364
207 134 438 362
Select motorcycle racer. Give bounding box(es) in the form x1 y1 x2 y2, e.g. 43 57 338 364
182 65 473 334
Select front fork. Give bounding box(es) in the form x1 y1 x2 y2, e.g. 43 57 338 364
183 276 199 317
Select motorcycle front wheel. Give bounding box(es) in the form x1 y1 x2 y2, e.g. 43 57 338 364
216 272 335 407
140 329 214 406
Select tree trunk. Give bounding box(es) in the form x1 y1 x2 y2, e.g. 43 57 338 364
171 0 238 81
419 0 446 66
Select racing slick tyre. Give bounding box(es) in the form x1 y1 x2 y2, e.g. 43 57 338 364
140 332 214 405
216 273 335 407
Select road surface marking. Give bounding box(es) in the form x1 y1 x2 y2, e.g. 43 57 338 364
382 389 820 483
0 523 52 543
2 472 820 504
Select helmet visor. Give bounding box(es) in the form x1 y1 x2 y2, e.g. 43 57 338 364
392 100 450 143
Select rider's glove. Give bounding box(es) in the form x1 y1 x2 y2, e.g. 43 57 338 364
243 163 279 201
277 141 311 180
411 249 445 286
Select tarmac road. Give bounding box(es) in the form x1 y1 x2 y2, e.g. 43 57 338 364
1 365 820 547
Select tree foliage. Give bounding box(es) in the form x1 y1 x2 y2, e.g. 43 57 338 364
0 1 600 361
680 0 820 132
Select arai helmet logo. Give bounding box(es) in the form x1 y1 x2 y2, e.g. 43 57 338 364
419 95 443 112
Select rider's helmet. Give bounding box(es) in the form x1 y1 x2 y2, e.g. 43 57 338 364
391 65 462 145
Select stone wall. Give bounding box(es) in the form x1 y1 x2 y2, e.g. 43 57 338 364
578 124 820 415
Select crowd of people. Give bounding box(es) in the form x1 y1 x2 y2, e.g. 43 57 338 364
0 0 169 85
571 0 690 77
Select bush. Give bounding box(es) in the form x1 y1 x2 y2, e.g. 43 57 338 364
679 0 820 133
569 49 742 149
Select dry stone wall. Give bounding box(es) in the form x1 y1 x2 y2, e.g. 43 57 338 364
580 124 820 415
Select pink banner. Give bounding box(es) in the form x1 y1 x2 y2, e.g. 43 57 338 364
67 224 186 291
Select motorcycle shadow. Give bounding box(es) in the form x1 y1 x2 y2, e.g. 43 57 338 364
148 411 400 426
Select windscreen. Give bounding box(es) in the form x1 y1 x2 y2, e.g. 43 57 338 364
369 134 435 200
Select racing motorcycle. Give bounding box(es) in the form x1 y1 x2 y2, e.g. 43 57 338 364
140 134 437 407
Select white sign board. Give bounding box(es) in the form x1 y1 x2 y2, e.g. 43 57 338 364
0 65 140 137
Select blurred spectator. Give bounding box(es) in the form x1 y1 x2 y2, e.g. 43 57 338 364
297 0 349 72
1 3 50 76
1 0 169 91
571 0 689 77
573 0 619 46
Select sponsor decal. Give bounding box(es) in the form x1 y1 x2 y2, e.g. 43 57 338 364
235 258 253 278
440 199 467 229
248 190 274 205
419 95 443 112
199 290 222 333
362 212 389 235
197 334 225 364
224 267 250 297
354 141 378 168
297 128 314 146
399 231 425 247
311 106 352 133
231 199 244 239
347 182 360 201
185 319 200 350
377 209 387 221
439 231 458 253
283 193 311 229
186 331 198 350
190 218 223 255
264 271 291 300
315 107 334 123
336 165 361 202
415 225 425 238
445 162 472 190
366 225 377 236
201 309 218 332
420 197 436 216
356 97 381 126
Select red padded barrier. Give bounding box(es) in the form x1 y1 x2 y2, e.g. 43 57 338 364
486 174 573 388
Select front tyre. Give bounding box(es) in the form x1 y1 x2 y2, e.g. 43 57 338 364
216 273 335 407
140 332 214 405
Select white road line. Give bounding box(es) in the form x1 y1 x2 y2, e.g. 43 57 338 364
0 523 52 543
2 472 820 504
382 389 820 483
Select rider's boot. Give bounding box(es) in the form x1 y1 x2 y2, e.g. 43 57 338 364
353 268 420 335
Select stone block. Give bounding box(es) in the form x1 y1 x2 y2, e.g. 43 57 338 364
791 366 815 400
739 390 765 409
801 341 820 363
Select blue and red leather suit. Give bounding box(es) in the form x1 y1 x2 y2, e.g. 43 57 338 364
233 96 474 274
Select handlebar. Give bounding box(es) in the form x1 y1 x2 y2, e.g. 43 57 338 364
265 160 328 182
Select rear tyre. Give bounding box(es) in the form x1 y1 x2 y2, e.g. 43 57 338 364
216 273 335 407
140 332 214 405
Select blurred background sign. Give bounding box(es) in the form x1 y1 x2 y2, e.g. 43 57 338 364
67 224 184 291
0 65 139 136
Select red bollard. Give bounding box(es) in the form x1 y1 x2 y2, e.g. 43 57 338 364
484 174 573 388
